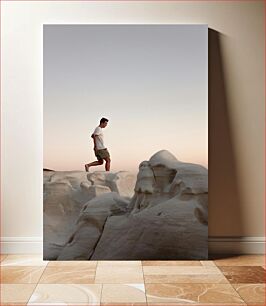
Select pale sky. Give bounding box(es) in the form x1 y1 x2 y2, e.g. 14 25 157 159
44 25 208 173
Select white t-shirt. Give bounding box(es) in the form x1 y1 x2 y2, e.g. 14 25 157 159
93 126 106 150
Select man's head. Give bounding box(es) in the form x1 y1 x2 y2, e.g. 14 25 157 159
100 117 108 128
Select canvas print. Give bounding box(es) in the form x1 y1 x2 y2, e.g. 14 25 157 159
43 25 208 260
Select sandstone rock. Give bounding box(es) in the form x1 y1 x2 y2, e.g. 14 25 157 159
90 150 208 259
83 185 111 198
57 192 130 260
91 198 207 260
87 171 136 198
44 150 208 260
43 170 136 259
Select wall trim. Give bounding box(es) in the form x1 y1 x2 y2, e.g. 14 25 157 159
208 236 265 255
1 237 43 254
1 236 265 255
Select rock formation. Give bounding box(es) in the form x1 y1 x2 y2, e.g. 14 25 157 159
43 170 136 259
44 150 208 260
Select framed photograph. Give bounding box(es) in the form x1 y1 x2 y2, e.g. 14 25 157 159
43 24 208 260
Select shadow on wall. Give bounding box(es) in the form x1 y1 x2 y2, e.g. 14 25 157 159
208 28 243 240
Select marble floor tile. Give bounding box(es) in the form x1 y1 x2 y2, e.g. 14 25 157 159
200 260 217 266
101 284 146 303
232 283 266 303
1 254 49 267
39 266 96 284
142 260 201 266
101 304 147 306
1 304 28 306
0 254 8 261
143 265 229 284
95 265 144 283
98 260 142 266
1 266 46 284
145 283 245 304
48 260 97 268
213 255 265 267
1 284 36 304
27 284 102 305
147 302 246 306
218 266 265 284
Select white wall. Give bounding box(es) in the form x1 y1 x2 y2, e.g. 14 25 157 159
1 1 265 254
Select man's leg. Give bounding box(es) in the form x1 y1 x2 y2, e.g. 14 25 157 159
104 157 111 171
85 160 103 172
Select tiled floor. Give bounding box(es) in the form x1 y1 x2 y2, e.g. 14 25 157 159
0 254 265 305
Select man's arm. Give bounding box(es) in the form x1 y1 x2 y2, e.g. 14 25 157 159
91 134 97 151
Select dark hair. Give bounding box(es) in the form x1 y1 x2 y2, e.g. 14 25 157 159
100 117 109 124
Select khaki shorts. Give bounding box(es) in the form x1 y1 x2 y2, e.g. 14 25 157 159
95 148 110 161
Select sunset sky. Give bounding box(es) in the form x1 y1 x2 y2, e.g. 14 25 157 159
44 24 208 173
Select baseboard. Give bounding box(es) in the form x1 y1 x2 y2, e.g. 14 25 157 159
1 237 43 254
208 236 265 255
0 236 265 255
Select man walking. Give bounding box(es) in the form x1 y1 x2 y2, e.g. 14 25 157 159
85 117 111 172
